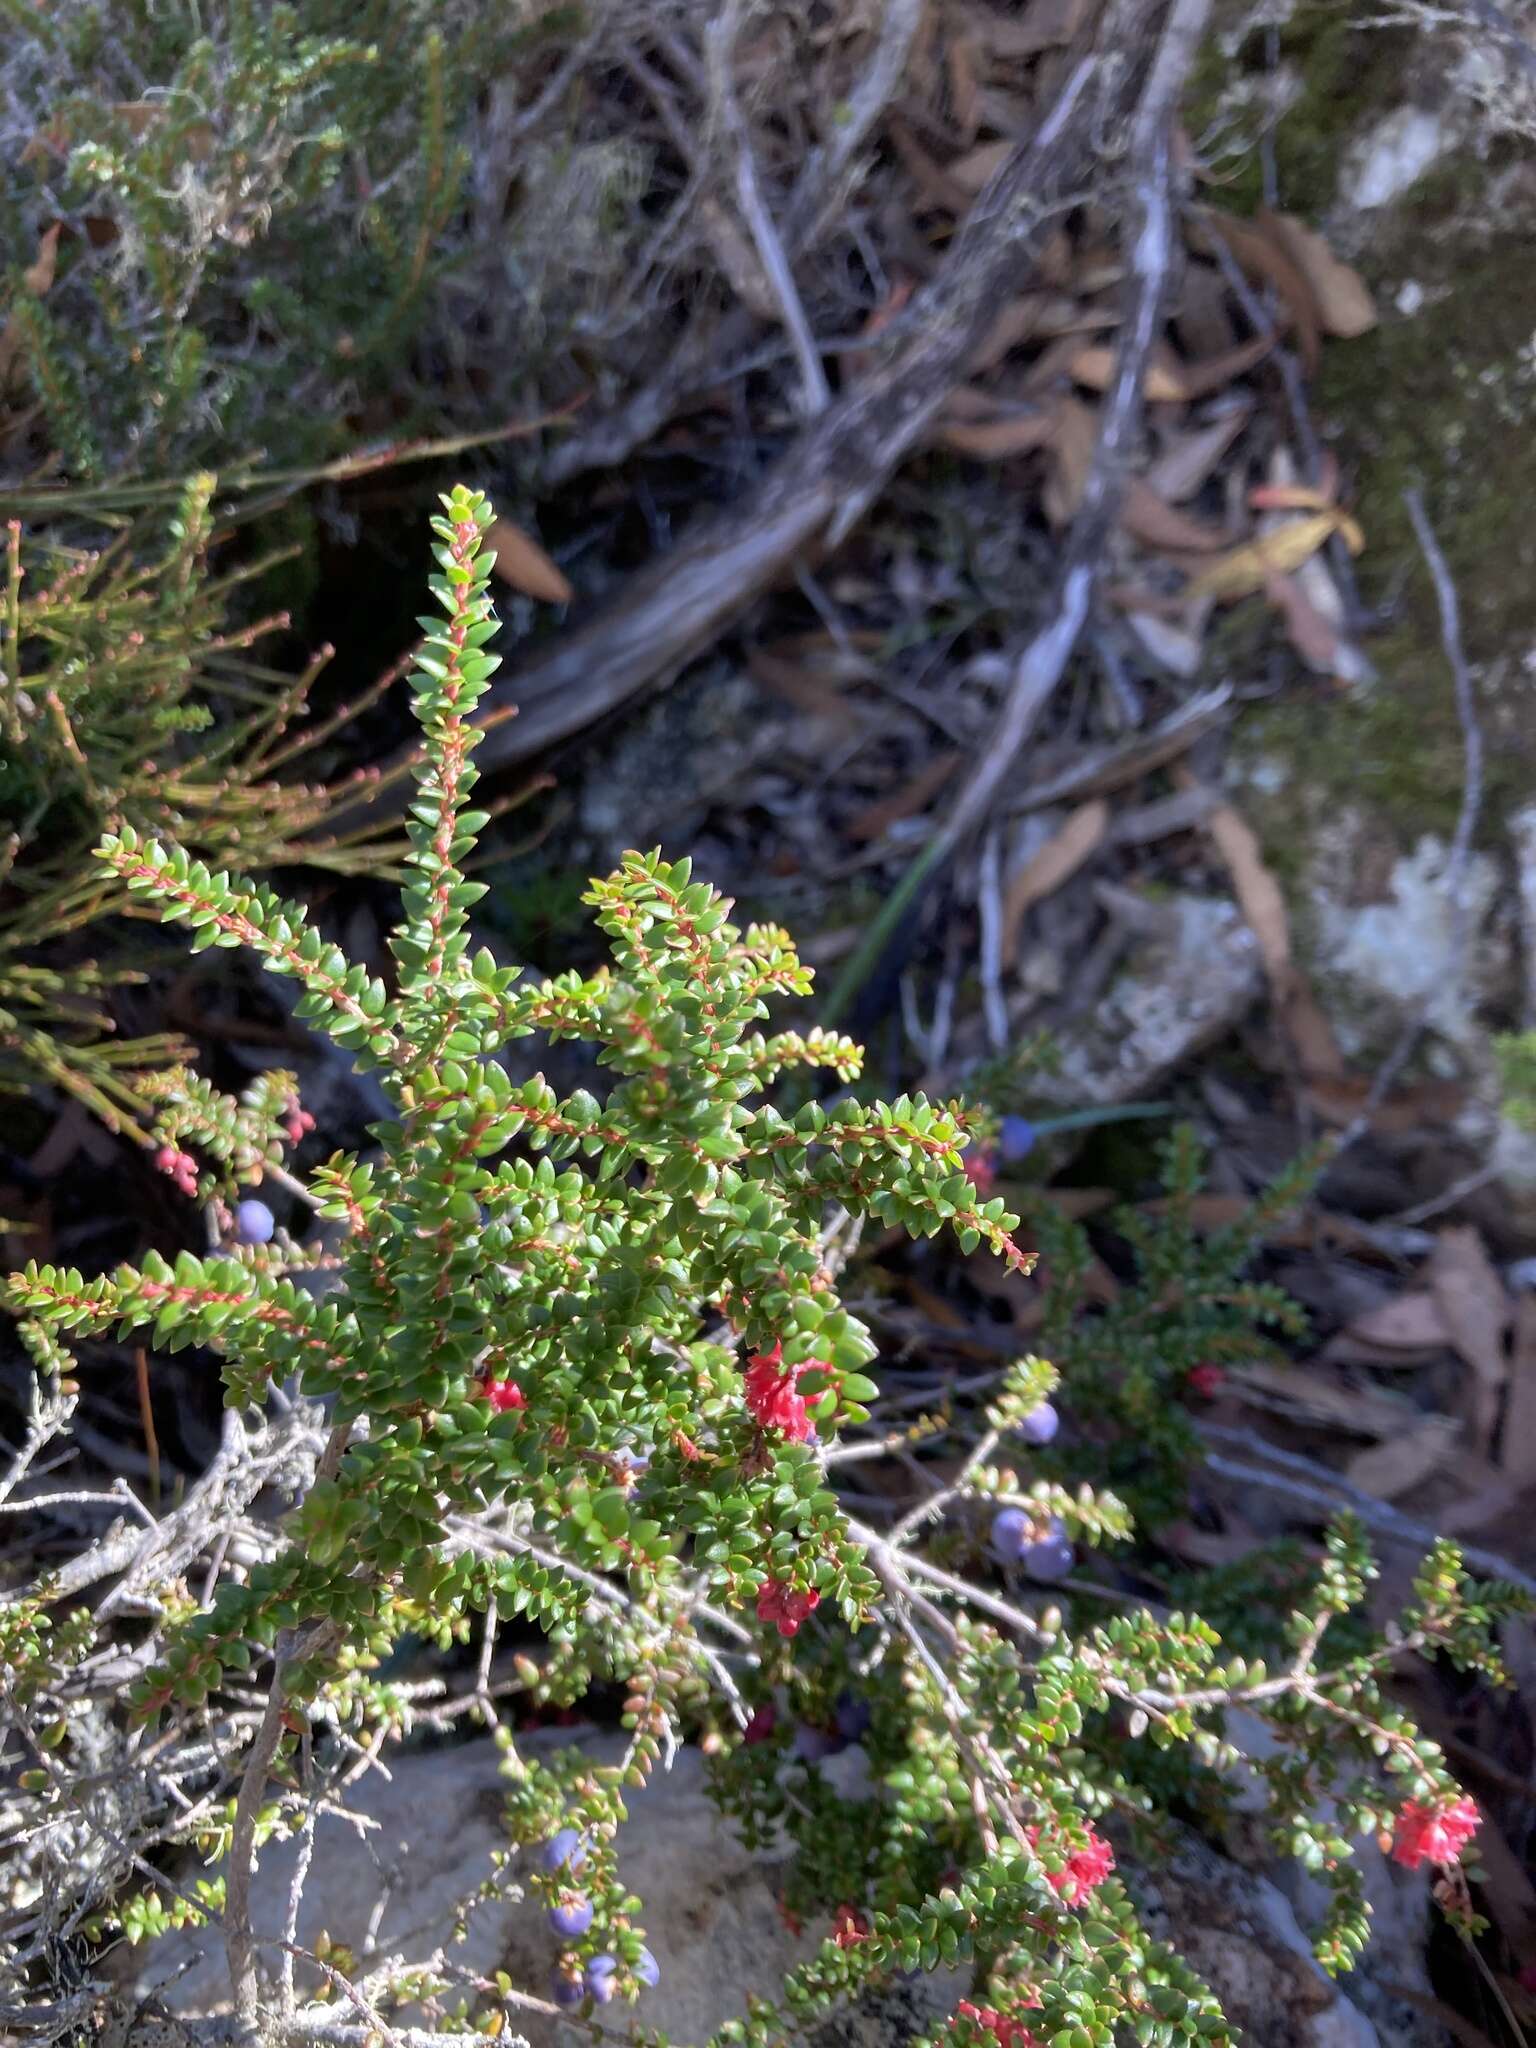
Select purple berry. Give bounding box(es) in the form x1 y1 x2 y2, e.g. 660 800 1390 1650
234 1198 275 1246
1023 1517 1074 1583
583 1956 619 2003
550 1971 585 2008
1019 1401 1059 1446
540 1827 588 1873
635 1947 660 1990
834 1689 872 1743
991 1506 1031 1562
999 1116 1037 1160
549 1892 593 1937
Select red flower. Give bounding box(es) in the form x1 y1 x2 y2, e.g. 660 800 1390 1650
481 1378 527 1413
832 1904 870 1949
1187 1362 1225 1400
282 1100 317 1146
672 1428 703 1461
756 1578 820 1637
1391 1795 1480 1871
1025 1823 1115 1905
962 1149 997 1197
957 2001 1043 2048
744 1341 820 1442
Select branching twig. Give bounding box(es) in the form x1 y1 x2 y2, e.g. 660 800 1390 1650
937 0 1213 856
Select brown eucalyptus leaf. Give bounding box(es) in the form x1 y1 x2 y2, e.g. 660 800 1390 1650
1259 209 1378 338
486 519 573 605
1144 407 1250 502
1428 1226 1512 1451
1000 800 1110 965
1346 1415 1459 1501
1120 481 1229 552
1194 210 1322 373
1345 1291 1451 1352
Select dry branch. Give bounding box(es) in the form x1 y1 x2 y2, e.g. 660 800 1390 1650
327 0 1196 836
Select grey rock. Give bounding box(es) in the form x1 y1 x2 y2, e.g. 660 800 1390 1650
137 1732 1421 2048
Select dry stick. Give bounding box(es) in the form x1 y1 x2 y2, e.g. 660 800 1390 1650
1200 1423 1536 1599
705 1 830 415
330 7 1169 836
1332 486 1484 1155
542 0 925 488
935 0 1213 860
226 1422 352 2027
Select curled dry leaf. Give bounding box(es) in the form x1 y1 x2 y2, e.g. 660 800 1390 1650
938 406 1056 459
1346 1415 1460 1503
1428 1226 1512 1452
1120 480 1229 553
1259 209 1377 339
1302 1073 1466 1133
1043 394 1097 526
485 519 573 606
846 751 962 842
0 223 63 390
1193 209 1322 374
1199 796 1291 984
1184 510 1364 605
999 799 1109 966
1143 406 1251 502
1342 1290 1452 1353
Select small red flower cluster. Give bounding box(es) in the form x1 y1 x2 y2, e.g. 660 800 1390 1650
1186 1362 1225 1400
1025 1823 1115 1905
282 1098 316 1147
481 1378 527 1413
962 1149 997 1197
1390 1795 1479 1871
756 1578 820 1637
957 1999 1043 2048
744 1340 821 1442
153 1144 198 1198
832 1903 870 1949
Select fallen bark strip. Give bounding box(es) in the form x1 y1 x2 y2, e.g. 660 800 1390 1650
326 0 1184 838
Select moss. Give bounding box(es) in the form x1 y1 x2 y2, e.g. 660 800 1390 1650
1187 1 1411 218
1307 182 1536 830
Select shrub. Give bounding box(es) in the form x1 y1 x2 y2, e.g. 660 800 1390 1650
0 480 405 1134
2 489 1525 2046
0 1 632 488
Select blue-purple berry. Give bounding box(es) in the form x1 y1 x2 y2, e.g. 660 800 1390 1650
548 1892 594 1937
834 1689 872 1743
990 1506 1031 1562
1023 1517 1074 1583
540 1827 588 1873
550 1971 585 2008
1019 1400 1059 1446
999 1115 1037 1160
583 1956 619 2003
234 1198 275 1246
